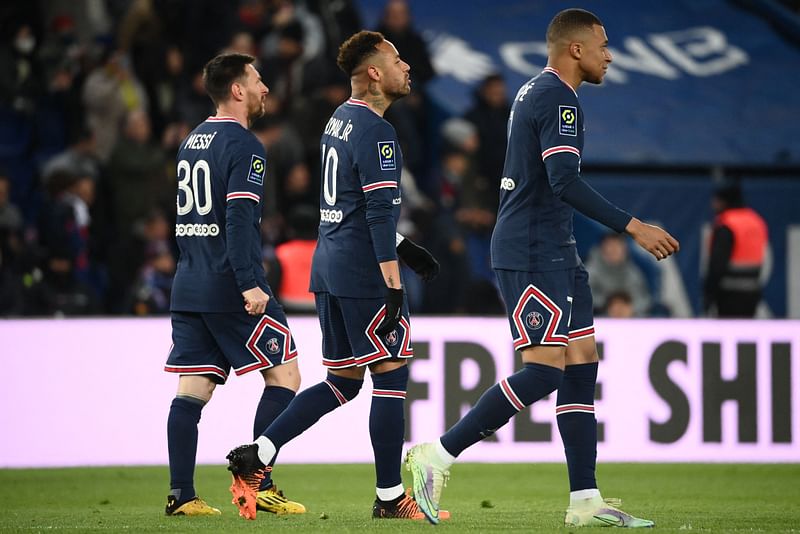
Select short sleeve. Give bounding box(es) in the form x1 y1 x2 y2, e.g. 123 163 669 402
226 135 265 203
354 121 401 194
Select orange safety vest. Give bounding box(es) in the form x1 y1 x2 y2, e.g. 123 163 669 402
275 240 316 309
714 207 767 268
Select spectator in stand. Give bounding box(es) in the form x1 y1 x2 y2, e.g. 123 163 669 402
439 118 496 286
604 290 635 318
585 233 652 317
38 169 98 300
274 205 318 313
175 67 215 129
260 0 326 65
22 250 102 316
250 114 312 231
42 124 100 183
704 181 768 318
260 20 330 116
465 73 511 197
0 172 25 315
130 239 175 315
0 21 46 113
376 0 435 180
82 49 148 162
106 108 172 240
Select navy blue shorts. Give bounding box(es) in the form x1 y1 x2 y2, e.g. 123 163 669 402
315 292 413 369
165 301 298 384
495 265 594 350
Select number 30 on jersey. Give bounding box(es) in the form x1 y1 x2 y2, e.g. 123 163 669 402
177 159 212 216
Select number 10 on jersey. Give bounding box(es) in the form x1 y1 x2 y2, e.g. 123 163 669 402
321 144 339 206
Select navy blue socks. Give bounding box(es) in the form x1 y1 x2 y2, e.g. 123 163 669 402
263 373 363 451
441 363 563 457
253 386 296 490
369 366 409 500
167 396 205 504
556 362 599 491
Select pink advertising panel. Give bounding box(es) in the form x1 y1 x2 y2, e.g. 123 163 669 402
0 318 797 467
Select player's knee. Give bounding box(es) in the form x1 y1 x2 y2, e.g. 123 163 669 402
262 360 301 392
370 364 409 391
326 372 363 402
177 375 216 403
511 363 563 405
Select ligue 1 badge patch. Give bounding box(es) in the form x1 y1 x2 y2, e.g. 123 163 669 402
377 141 396 171
248 154 266 185
559 105 577 136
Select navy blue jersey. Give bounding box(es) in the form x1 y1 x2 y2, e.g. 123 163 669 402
310 98 403 298
491 67 585 272
171 117 269 312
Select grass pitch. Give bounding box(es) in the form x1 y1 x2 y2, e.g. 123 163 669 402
1 463 798 532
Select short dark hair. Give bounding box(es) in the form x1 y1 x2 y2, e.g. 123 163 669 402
203 53 256 106
337 31 385 76
546 8 603 45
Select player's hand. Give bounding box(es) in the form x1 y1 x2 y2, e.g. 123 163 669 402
375 287 404 336
625 218 680 261
397 238 440 281
242 286 269 316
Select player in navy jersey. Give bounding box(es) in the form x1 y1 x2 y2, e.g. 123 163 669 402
226 31 443 521
164 53 305 517
407 9 679 527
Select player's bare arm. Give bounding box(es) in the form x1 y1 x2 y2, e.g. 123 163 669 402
625 217 680 261
379 260 402 289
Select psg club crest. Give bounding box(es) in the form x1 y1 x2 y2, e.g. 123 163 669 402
526 311 544 330
266 337 280 354
384 330 399 346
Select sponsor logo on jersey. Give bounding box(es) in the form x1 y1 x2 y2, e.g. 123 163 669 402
266 337 280 354
175 223 220 237
248 155 266 185
559 106 577 136
500 177 516 191
377 141 396 171
526 311 544 330
319 208 343 223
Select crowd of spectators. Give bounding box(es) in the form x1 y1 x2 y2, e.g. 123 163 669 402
0 0 662 318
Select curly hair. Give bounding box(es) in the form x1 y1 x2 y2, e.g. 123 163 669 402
336 31 385 76
202 53 255 106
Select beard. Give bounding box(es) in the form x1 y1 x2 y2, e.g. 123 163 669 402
247 95 266 121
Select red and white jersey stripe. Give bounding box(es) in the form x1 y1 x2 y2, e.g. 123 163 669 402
226 191 260 202
325 380 348 405
372 389 406 399
362 181 397 193
542 145 580 160
205 116 244 126
568 326 595 341
556 403 595 416
500 378 526 411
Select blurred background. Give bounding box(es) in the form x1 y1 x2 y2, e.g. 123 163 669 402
1 0 799 320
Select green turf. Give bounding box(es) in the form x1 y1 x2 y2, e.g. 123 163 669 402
1 463 798 532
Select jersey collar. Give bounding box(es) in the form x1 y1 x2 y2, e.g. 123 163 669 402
345 98 381 117
205 116 246 127
542 67 578 98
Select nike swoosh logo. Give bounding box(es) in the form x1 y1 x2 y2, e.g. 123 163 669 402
594 513 625 527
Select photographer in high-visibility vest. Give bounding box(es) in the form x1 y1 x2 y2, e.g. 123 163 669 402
704 182 768 317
